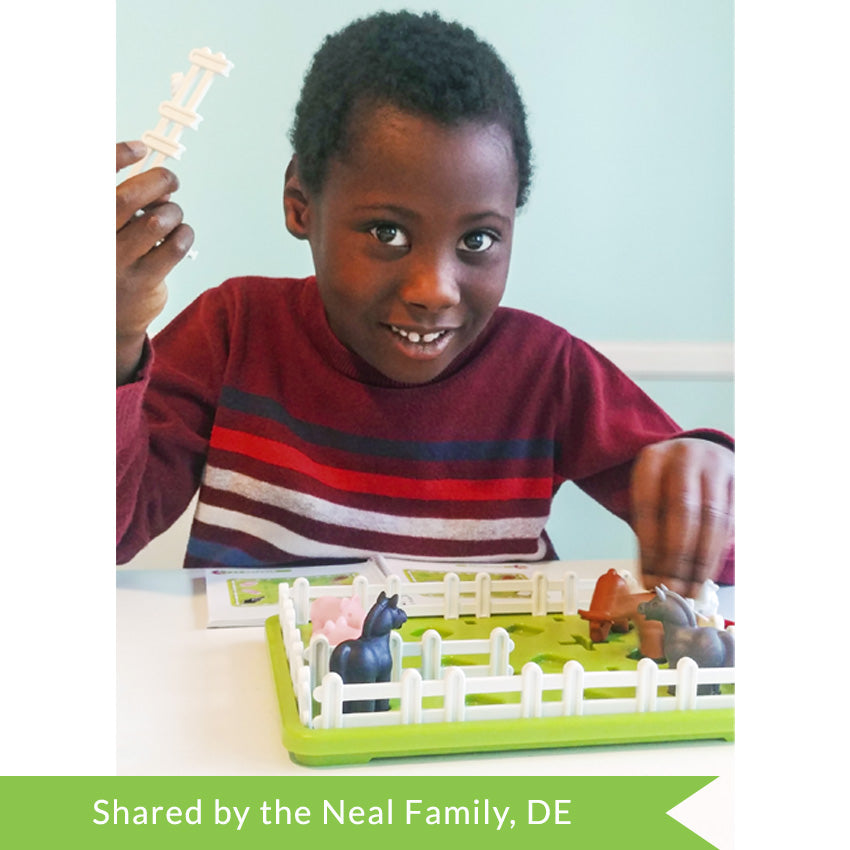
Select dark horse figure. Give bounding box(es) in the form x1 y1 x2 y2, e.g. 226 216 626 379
329 591 407 712
638 585 734 695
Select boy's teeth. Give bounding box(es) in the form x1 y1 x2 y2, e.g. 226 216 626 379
391 325 444 344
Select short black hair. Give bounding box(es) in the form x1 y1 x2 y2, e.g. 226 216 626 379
290 10 532 207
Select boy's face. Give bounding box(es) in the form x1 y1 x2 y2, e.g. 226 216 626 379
289 106 519 384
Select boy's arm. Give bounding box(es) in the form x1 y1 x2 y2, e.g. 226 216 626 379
116 290 229 564
561 337 734 597
116 141 194 384
116 341 207 563
116 140 209 562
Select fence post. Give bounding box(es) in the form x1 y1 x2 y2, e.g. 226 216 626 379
389 632 404 681
676 657 698 710
293 577 310 624
562 659 584 716
635 657 659 712
353 575 370 611
421 629 442 679
308 635 331 698
443 572 460 619
399 668 423 724
562 572 578 615
443 667 466 722
296 665 312 726
531 571 548 616
319 672 344 729
278 585 296 650
488 627 512 676
279 581 291 614
520 662 544 718
475 572 492 618
385 574 401 599
291 638 305 702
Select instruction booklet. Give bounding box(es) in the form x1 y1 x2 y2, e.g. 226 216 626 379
204 556 548 627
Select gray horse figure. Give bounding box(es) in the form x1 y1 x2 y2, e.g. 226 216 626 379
329 591 407 712
638 585 734 695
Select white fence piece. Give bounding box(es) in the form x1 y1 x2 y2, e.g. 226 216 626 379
489 627 512 676
562 660 584 716
128 47 233 176
277 571 734 732
443 668 466 722
421 629 442 680
278 569 593 620
520 663 544 717
676 657 698 710
443 573 461 619
635 657 659 712
399 669 423 724
475 572 492 617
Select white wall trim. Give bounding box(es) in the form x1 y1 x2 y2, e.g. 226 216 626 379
591 341 734 379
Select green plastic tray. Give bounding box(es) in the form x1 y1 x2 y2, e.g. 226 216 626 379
265 614 734 766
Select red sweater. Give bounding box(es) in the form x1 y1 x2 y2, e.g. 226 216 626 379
117 276 733 578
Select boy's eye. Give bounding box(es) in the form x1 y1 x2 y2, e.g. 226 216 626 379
458 230 496 253
369 223 409 247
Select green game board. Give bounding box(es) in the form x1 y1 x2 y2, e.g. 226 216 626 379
266 609 734 766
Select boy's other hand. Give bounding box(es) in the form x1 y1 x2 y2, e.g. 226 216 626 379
631 438 734 598
116 141 195 384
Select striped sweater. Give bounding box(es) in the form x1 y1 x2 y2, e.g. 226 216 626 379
117 276 733 572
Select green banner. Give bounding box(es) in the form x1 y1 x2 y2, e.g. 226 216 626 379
0 776 718 848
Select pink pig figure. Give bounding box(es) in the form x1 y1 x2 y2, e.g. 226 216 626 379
309 594 366 645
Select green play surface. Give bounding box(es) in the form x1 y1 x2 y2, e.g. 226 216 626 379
268 608 734 765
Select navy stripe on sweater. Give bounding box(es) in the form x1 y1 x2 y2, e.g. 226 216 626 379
219 386 555 462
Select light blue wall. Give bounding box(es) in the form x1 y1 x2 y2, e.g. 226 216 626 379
117 0 733 560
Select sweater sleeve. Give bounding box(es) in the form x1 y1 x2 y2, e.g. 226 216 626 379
557 337 735 584
116 287 232 563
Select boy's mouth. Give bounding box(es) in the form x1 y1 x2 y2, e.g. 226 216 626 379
389 324 449 344
385 323 456 361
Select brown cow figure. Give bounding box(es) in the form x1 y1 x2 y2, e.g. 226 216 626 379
578 569 664 659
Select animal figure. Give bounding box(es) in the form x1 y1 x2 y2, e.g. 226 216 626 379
310 594 366 644
638 585 735 695
578 569 632 641
694 579 725 628
578 570 663 658
627 592 666 661
329 591 407 712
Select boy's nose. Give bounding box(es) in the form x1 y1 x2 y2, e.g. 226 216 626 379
399 260 460 312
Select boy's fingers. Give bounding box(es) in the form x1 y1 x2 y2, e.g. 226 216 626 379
634 439 734 597
642 571 692 598
130 223 196 281
688 470 734 590
655 458 702 594
117 223 194 340
631 445 663 586
116 167 180 231
118 221 195 305
116 140 148 173
117 201 187 267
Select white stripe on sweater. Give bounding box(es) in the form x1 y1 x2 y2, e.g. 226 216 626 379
202 465 549 541
194 501 549 562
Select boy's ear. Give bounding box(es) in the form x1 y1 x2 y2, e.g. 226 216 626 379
283 156 310 240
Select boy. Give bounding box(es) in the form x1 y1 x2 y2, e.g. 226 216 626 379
117 11 733 597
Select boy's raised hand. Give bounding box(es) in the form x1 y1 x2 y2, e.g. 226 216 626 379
631 438 734 598
116 141 195 384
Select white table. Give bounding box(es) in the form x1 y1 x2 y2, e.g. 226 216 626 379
117 564 733 845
